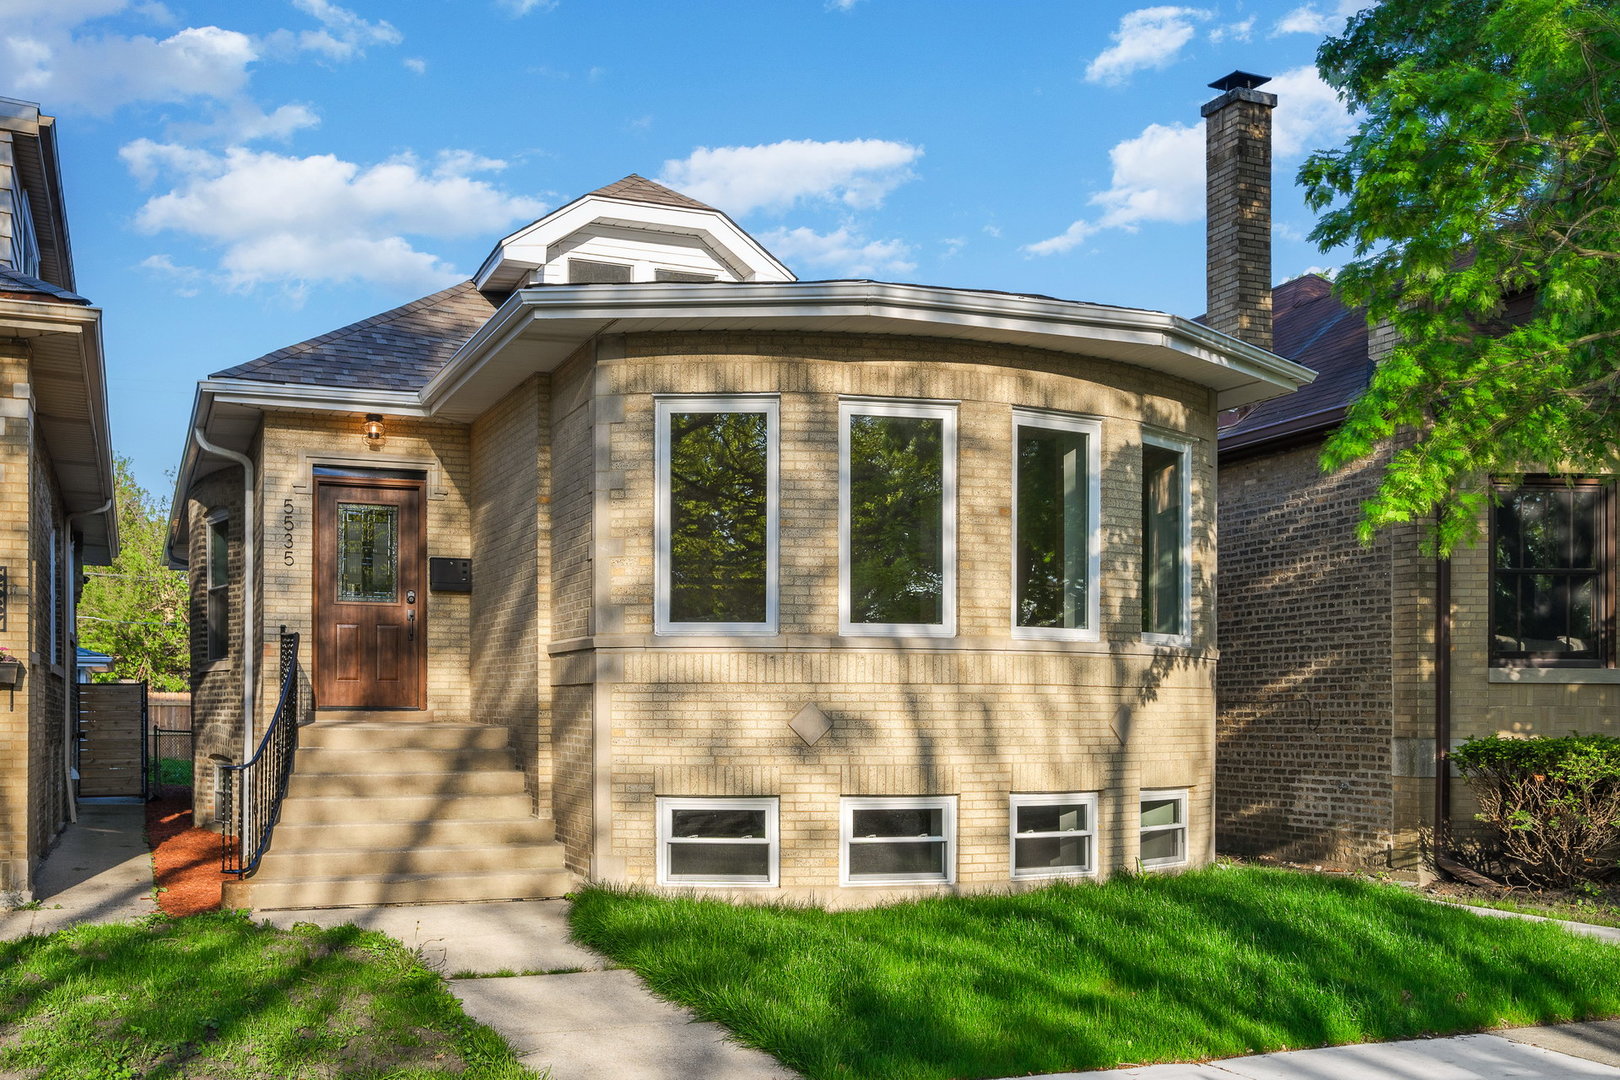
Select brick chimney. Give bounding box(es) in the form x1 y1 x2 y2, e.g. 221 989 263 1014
1203 71 1276 352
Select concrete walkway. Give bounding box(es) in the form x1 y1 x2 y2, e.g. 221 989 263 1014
262 900 797 1080
0 803 157 939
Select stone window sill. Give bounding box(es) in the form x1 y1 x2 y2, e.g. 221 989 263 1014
1488 666 1620 685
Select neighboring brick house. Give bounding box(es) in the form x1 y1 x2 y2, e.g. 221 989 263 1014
1215 273 1619 873
168 78 1313 907
0 98 119 897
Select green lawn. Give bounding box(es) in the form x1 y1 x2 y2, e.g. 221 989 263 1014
0 911 538 1080
153 757 194 787
570 865 1620 1080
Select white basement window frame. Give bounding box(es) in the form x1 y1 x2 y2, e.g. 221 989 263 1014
654 395 779 635
655 796 780 887
1009 792 1098 880
1139 788 1189 870
840 795 957 886
1140 432 1193 647
1011 409 1102 641
838 399 958 638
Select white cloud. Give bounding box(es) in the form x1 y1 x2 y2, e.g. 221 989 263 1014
1085 6 1210 86
1026 66 1354 256
121 142 547 293
290 0 401 59
760 225 915 277
6 24 258 112
658 139 922 216
173 101 321 144
403 56 426 74
1208 16 1254 43
498 0 558 14
826 0 863 9
139 253 208 296
1272 0 1364 36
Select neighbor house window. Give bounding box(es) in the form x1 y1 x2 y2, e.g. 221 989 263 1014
1013 411 1101 640
840 400 956 636
655 397 778 634
206 513 230 661
841 796 956 885
1010 793 1097 879
656 797 778 886
1139 790 1188 869
1141 435 1191 643
1492 479 1612 666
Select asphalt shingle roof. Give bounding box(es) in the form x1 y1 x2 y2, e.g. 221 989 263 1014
210 280 502 392
0 266 90 305
1217 274 1372 451
586 174 716 212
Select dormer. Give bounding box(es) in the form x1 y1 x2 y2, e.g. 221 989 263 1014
474 174 795 292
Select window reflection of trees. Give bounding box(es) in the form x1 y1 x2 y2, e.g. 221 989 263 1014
1017 427 1088 629
668 412 768 624
848 415 943 625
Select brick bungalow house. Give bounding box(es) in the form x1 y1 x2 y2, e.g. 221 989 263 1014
0 98 119 898
168 77 1312 907
1215 272 1618 873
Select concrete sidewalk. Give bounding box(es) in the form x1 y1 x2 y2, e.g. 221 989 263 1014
0 803 157 938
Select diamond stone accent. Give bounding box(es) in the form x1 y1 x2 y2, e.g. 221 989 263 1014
789 703 833 746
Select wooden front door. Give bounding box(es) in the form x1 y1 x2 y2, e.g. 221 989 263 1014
314 476 425 709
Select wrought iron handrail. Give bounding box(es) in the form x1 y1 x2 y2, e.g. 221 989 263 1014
221 632 301 876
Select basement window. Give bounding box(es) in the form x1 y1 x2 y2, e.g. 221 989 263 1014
1139 790 1188 870
656 797 778 886
1010 793 1097 879
841 796 956 885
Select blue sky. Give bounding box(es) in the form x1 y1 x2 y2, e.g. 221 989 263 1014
5 0 1365 499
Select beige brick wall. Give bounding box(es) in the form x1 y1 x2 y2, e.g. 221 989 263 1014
187 465 245 825
556 331 1220 893
470 373 552 815
0 340 72 895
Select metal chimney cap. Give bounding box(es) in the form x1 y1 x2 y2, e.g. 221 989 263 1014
1208 71 1271 92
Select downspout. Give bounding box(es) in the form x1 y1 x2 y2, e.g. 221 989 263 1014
1434 554 1453 857
190 428 256 764
62 498 113 825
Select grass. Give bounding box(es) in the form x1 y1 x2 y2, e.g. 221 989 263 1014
152 757 194 787
1429 889 1620 929
570 865 1620 1080
0 910 539 1079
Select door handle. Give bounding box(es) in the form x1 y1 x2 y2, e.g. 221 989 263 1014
407 608 415 642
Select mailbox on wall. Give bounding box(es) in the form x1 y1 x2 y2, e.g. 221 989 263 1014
429 557 472 592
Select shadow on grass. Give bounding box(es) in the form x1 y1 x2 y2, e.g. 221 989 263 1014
0 911 535 1079
569 866 1620 1080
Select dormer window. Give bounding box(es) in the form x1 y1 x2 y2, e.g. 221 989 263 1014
568 259 633 284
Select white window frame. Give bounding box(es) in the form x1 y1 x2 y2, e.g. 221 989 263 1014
840 795 957 886
838 399 957 638
1139 788 1190 870
1140 432 1193 648
1010 410 1102 641
654 396 779 636
1009 792 1098 880
656 796 780 887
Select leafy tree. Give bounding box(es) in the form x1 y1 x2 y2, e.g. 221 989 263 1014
1301 0 1620 550
78 458 189 690
668 412 769 623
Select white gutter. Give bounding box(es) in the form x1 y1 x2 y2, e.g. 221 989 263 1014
190 426 257 763
62 497 112 824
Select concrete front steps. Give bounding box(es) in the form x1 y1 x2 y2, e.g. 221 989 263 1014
237 716 574 910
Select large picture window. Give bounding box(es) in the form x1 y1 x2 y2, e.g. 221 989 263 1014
655 397 778 635
841 796 956 885
1141 435 1191 644
1013 411 1101 640
839 400 956 636
656 797 778 887
1492 479 1612 666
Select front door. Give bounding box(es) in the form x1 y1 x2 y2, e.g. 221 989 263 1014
314 475 425 709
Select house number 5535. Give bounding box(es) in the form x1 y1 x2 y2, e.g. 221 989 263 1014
282 498 297 567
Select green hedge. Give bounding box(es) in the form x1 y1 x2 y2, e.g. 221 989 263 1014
1452 734 1620 886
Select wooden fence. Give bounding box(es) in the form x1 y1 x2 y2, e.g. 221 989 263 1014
77 683 146 798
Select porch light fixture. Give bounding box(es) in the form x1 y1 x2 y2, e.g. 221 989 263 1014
362 414 385 446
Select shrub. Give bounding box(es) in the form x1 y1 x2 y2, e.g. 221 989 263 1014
1451 734 1620 887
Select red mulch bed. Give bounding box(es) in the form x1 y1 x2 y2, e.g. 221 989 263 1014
145 794 227 916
